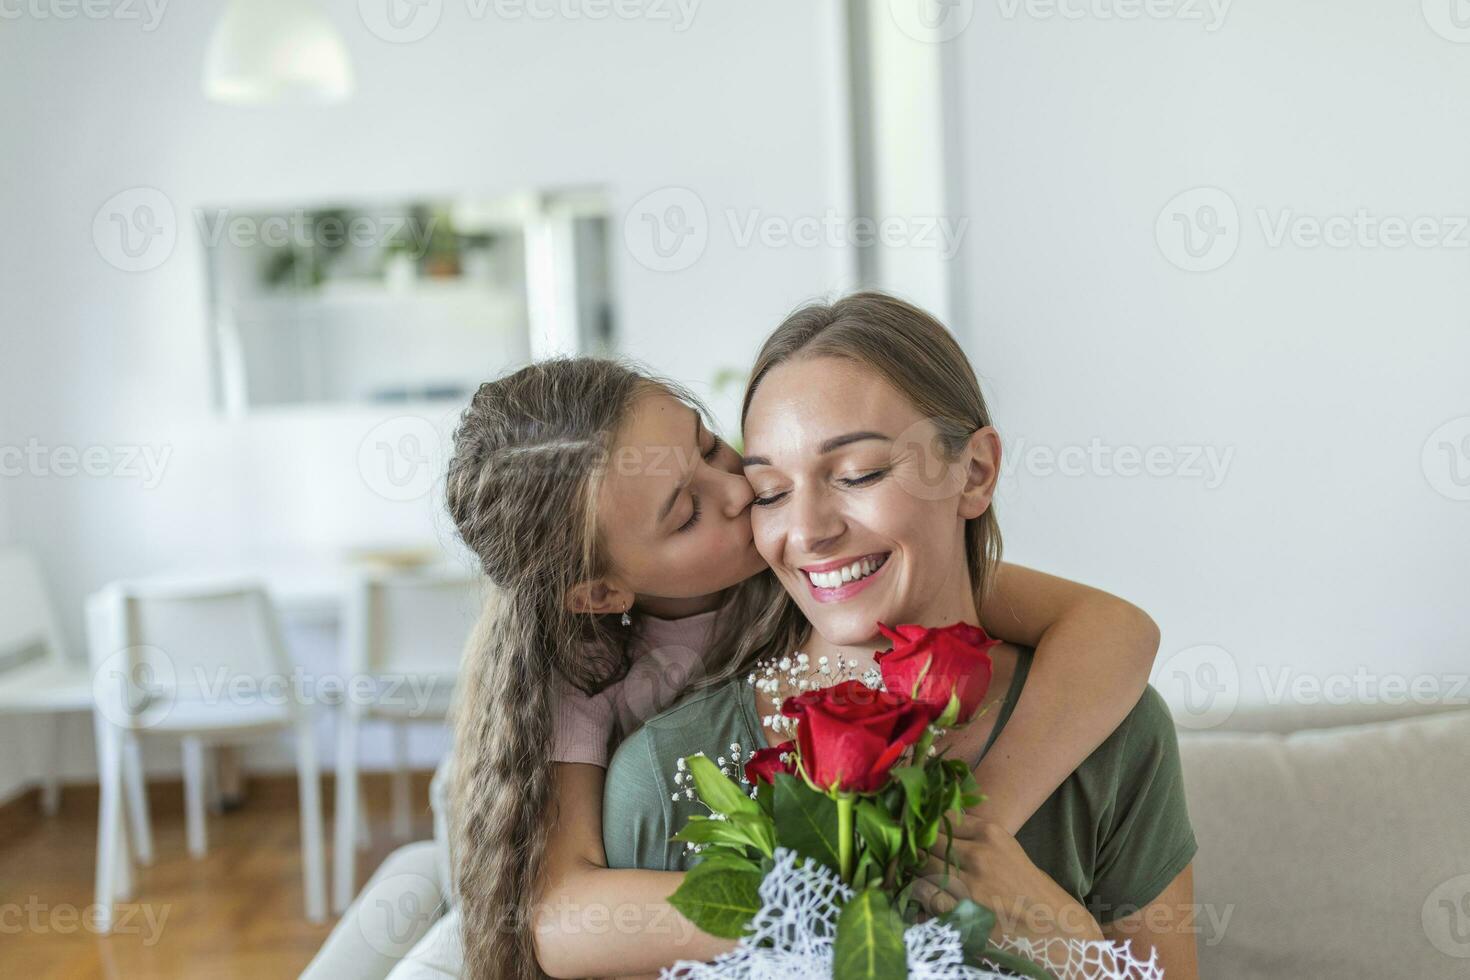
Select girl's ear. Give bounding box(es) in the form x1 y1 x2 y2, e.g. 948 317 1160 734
957 426 1002 520
565 577 637 617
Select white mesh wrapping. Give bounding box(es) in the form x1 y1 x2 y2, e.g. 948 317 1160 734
661 848 1161 979
992 936 1163 980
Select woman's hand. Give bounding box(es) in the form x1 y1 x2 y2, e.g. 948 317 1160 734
912 818 1102 945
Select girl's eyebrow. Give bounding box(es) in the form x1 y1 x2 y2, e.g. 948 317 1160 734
741 430 890 468
656 410 703 522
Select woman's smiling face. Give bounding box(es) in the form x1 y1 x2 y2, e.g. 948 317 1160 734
742 355 999 647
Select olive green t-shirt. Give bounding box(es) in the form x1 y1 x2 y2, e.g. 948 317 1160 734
603 647 1197 923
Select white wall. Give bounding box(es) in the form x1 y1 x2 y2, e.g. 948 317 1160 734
947 0 1470 724
0 0 855 783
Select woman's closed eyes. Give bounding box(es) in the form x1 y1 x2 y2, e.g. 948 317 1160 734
750 466 890 507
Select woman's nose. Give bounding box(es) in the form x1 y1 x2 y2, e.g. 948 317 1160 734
787 484 845 556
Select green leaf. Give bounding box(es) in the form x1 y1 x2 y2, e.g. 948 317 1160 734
977 945 1058 980
852 849 883 891
685 753 760 818
772 773 842 873
729 811 776 857
855 800 901 866
691 851 760 874
890 765 927 818
938 899 996 957
671 815 763 853
833 887 909 980
935 688 961 728
666 863 763 940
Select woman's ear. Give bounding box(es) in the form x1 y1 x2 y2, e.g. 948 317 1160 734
564 577 637 617
957 426 1002 520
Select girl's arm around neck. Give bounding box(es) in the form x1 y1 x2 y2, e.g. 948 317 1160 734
971 562 1160 833
535 763 735 978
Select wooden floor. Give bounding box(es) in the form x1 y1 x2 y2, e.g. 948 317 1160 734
0 772 436 979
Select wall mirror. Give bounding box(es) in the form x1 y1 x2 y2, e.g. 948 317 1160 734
202 188 614 413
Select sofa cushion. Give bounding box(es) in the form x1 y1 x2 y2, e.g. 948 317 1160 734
1178 708 1470 980
300 841 449 980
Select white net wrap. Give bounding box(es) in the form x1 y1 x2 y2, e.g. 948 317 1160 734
660 848 1162 980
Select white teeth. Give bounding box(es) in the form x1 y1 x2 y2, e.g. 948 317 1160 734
808 556 885 590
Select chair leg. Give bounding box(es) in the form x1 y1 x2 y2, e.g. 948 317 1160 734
294 721 327 922
355 780 371 848
38 712 62 815
182 736 208 858
93 717 124 932
391 720 412 840
332 708 360 913
121 731 154 865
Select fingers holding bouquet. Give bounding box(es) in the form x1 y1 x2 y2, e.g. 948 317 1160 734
913 816 1104 945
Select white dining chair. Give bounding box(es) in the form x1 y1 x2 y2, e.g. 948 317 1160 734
87 578 327 926
332 566 482 912
0 548 151 855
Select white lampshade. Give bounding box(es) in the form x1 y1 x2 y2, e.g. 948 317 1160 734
203 0 355 105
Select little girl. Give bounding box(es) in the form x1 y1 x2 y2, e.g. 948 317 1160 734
445 356 1160 979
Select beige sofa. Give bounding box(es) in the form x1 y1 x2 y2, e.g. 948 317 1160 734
302 699 1470 979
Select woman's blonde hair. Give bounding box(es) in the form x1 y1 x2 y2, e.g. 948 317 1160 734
740 290 1004 622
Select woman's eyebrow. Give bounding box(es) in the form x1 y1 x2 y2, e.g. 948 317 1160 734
741 430 890 468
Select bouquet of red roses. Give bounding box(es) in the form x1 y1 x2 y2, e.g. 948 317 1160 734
665 622 1058 979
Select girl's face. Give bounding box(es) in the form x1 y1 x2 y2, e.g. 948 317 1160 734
594 392 766 614
742 356 998 648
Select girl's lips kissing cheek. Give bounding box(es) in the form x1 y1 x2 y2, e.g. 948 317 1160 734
798 553 891 604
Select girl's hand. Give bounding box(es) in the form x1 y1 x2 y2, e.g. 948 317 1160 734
912 818 1102 945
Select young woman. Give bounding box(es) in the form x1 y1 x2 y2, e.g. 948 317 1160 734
446 348 1162 979
600 293 1198 976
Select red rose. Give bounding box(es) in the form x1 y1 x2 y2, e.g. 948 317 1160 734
744 741 797 785
780 680 939 794
874 622 998 723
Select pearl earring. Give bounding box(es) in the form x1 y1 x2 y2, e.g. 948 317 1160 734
621 605 632 627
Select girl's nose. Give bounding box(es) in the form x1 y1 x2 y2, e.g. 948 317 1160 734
715 466 754 517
